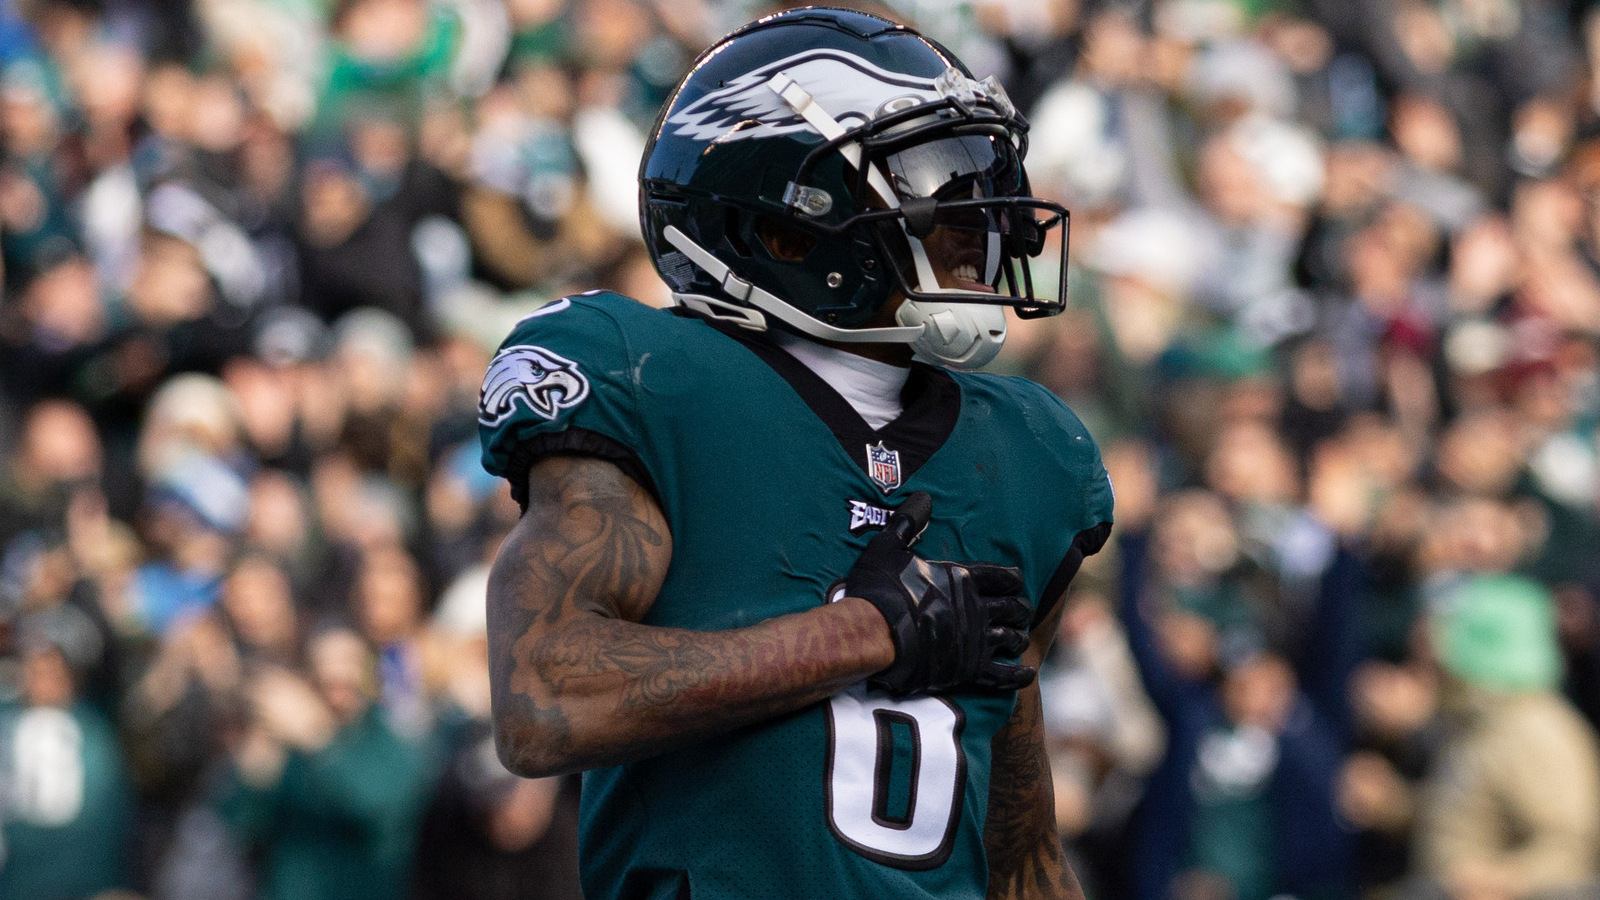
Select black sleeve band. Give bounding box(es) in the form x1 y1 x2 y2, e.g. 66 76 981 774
1033 521 1113 629
504 427 661 513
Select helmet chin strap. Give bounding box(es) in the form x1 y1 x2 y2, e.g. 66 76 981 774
663 225 922 344
664 225 1005 369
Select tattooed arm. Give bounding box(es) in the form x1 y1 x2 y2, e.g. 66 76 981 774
488 455 896 778
985 591 1087 900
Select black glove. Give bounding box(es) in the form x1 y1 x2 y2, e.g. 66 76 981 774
844 491 1035 697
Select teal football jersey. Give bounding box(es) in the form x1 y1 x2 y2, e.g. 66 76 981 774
479 293 1114 900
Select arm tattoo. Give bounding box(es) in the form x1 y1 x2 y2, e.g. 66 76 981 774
516 455 667 624
532 619 727 709
488 455 892 776
489 455 671 773
985 684 1087 900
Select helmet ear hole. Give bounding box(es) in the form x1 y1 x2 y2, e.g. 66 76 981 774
755 216 818 262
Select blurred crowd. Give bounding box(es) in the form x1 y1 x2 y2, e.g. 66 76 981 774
1004 1 1600 899
3 0 1600 898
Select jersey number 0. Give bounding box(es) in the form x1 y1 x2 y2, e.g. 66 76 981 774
824 684 967 869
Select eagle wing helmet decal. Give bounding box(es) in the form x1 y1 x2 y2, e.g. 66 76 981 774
479 345 591 425
665 49 945 143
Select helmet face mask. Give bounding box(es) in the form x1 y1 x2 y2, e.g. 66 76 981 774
640 8 1069 365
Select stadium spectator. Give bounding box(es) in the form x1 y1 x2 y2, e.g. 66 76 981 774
1410 574 1600 900
0 399 101 549
0 619 135 900
213 625 435 900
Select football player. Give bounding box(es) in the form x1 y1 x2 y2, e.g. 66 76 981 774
479 8 1114 899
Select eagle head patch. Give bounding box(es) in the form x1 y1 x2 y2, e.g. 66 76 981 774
479 345 590 425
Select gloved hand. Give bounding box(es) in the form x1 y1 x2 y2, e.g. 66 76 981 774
844 491 1034 696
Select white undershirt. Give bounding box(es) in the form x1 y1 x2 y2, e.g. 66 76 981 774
774 332 910 430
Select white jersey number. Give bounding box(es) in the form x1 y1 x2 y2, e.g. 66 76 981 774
824 684 966 869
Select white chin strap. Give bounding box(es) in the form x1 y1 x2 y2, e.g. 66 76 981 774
663 225 920 345
664 225 1005 370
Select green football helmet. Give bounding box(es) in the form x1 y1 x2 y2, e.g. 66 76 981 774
639 7 1069 369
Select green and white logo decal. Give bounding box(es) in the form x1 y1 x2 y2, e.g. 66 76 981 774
665 49 944 143
479 345 590 425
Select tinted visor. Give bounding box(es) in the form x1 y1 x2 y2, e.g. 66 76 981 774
879 133 1022 202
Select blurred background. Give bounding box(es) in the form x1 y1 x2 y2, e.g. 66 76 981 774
2 0 1600 898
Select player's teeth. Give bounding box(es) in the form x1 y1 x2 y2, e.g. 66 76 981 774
953 265 977 282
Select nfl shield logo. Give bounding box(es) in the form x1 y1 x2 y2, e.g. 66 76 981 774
865 441 902 493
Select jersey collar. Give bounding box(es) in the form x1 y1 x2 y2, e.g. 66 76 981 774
679 308 962 490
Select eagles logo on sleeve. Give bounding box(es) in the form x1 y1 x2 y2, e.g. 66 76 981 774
479 345 591 425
